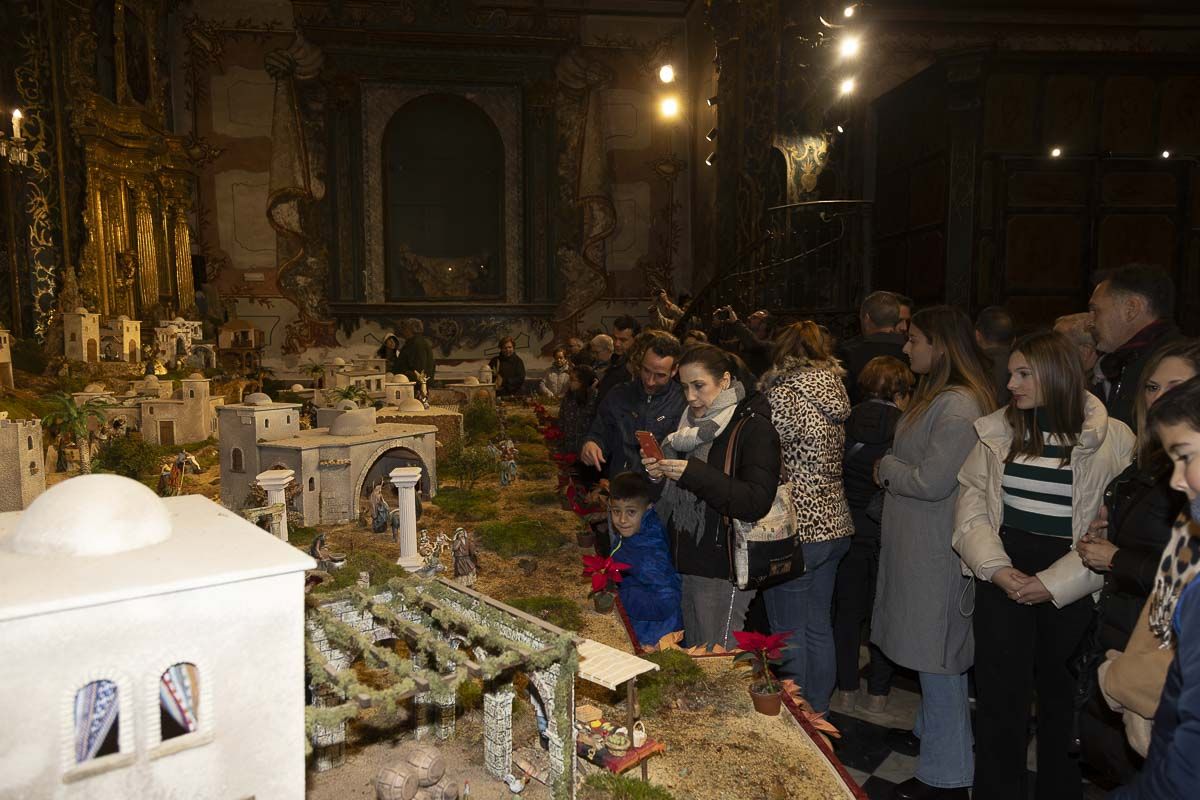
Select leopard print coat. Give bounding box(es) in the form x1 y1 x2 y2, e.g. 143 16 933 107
760 356 854 543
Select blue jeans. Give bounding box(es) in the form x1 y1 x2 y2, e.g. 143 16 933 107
913 671 974 789
763 537 850 713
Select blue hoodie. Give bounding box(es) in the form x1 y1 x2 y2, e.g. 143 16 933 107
612 508 684 647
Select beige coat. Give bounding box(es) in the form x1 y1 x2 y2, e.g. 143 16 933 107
953 393 1134 608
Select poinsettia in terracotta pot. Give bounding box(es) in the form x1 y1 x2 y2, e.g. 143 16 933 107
733 630 793 715
582 554 630 613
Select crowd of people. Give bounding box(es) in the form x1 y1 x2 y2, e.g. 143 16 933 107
540 265 1197 800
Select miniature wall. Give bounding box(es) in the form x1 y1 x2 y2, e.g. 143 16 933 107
0 571 307 799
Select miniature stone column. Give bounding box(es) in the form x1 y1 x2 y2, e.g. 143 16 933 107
255 468 295 541
483 682 516 779
411 651 435 740
389 466 424 570
532 665 575 793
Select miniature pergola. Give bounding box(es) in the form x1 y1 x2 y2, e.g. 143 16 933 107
305 575 580 799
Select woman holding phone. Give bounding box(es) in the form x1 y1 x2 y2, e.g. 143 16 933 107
642 344 781 650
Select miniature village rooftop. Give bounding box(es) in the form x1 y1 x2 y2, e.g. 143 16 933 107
258 421 439 450
0 475 315 623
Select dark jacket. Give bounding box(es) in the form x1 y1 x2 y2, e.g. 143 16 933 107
837 332 907 404
843 399 903 541
982 345 1012 406
668 392 782 579
1111 571 1200 800
1096 322 1180 431
377 337 403 374
396 334 436 384
614 509 684 646
1096 463 1187 652
585 378 685 480
559 387 597 456
489 353 526 396
595 353 630 406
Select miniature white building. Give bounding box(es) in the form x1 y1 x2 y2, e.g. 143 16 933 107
154 318 204 365
64 308 101 363
72 374 222 446
100 316 142 363
219 394 438 526
0 327 13 389
0 474 314 799
0 417 45 511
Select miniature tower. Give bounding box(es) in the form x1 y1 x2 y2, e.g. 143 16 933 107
0 328 13 389
0 418 45 511
216 393 302 512
63 308 101 363
113 315 142 363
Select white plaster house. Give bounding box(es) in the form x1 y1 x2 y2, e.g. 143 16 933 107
72 374 222 446
63 308 101 363
219 394 438 526
0 327 13 389
0 417 45 512
99 316 141 363
0 474 314 800
154 318 205 366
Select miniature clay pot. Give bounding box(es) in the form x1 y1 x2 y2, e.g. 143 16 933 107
592 591 615 613
749 685 783 716
576 528 595 548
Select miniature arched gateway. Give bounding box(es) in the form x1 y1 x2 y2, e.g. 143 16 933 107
356 446 430 502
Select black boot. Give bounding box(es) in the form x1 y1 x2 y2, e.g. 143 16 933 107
885 727 920 757
892 777 970 800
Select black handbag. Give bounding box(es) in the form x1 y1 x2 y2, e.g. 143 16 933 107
721 416 806 590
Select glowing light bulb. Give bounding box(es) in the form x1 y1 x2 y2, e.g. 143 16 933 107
843 4 856 18
839 77 856 96
1050 147 1062 158
836 124 845 134
660 96 680 118
659 65 675 84
1162 150 1172 159
839 36 861 58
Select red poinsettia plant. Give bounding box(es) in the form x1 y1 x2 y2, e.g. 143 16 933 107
540 424 564 442
732 630 793 694
566 482 604 517
581 554 631 596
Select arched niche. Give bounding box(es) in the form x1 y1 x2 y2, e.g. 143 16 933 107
383 94 505 301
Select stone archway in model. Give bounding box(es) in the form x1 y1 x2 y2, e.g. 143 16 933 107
355 446 430 506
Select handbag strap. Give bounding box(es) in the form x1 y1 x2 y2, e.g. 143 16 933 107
721 416 750 478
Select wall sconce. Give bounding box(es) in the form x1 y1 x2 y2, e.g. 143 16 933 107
705 151 717 166
658 65 676 84
707 95 719 107
659 96 680 119
706 127 718 142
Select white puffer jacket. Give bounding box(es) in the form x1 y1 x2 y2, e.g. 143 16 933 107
953 393 1135 608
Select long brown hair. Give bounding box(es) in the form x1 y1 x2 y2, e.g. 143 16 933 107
1133 338 1200 469
899 306 996 432
771 320 832 367
1004 331 1085 466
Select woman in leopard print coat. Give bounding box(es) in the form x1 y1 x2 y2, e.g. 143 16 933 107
759 321 854 714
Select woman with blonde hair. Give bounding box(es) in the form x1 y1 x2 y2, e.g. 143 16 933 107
872 306 996 800
954 330 1134 800
759 321 854 714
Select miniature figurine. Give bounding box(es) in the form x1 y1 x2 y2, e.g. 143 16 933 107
369 479 390 534
504 774 526 794
491 438 519 486
451 527 478 587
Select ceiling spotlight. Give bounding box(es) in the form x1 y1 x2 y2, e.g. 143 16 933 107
839 77 857 96
836 124 845 134
838 36 861 58
1162 150 1172 159
659 64 675 84
660 96 680 119
843 4 857 18
707 95 719 107
1050 147 1062 158
705 151 717 166
706 127 718 142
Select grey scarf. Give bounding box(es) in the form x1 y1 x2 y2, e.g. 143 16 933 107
656 381 745 544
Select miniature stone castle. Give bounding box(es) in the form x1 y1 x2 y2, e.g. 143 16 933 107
0 417 45 512
218 393 438 526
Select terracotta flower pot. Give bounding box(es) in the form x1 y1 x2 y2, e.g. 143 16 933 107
749 685 783 716
576 528 596 548
592 591 615 613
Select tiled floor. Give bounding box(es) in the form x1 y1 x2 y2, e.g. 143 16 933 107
829 668 1108 800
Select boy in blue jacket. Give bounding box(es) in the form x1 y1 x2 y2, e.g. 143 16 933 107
608 471 683 648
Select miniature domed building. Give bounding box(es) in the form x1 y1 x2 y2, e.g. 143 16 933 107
244 392 272 406
1 475 171 557
84 382 107 394
329 408 377 437
397 398 426 413
291 384 304 392
0 474 314 798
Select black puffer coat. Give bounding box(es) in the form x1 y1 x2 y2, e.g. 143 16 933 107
668 392 782 579
842 399 903 540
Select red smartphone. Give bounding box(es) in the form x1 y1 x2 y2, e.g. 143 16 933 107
636 430 665 461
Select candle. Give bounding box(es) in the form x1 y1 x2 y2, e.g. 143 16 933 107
11 109 22 140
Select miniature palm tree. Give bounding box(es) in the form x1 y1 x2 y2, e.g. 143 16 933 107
41 393 107 474
328 384 371 407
